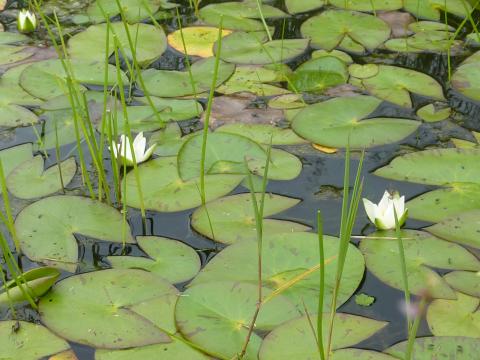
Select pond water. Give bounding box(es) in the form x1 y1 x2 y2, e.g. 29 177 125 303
1 0 480 359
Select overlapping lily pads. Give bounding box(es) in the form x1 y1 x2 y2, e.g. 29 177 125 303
329 0 402 11
427 209 480 249
444 271 480 297
403 0 472 20
452 51 480 102
0 143 33 177
168 26 232 58
291 95 420 148
216 123 306 145
285 0 325 14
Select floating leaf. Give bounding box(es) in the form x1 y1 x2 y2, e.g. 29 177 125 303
355 293 375 307
0 143 33 177
0 45 32 66
291 95 420 148
218 31 309 65
123 157 243 212
374 149 480 185
403 0 472 20
190 232 364 313
452 51 480 102
427 209 480 249
331 349 398 360
176 281 300 359
149 123 194 157
348 64 379 79
139 57 235 97
191 193 310 244
268 94 305 109
417 103 451 122
0 321 70 360
329 0 402 11
7 156 76 199
427 291 480 337
444 271 480 297
301 10 390 53
360 230 480 299
68 22 167 67
216 123 306 145
168 26 232 57
0 104 39 128
260 313 387 360
248 147 303 180
285 0 325 14
0 32 29 45
407 183 480 222
107 236 201 284
15 196 134 271
39 269 177 348
0 267 60 305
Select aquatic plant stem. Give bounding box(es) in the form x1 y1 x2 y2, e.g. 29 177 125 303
0 161 19 253
54 122 65 194
255 0 272 41
317 210 326 360
404 296 427 360
394 208 411 329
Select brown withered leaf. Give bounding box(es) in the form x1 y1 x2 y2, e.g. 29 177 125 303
378 11 414 38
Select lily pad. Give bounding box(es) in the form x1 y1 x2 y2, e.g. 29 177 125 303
0 321 70 360
190 232 364 313
403 0 472 20
139 57 235 97
0 64 43 107
0 45 32 66
15 196 134 271
176 281 300 359
259 313 387 360
427 209 480 249
0 143 33 177
330 0 402 11
0 267 60 305
301 10 390 53
356 65 445 107
168 26 233 57
374 149 480 185
107 236 200 283
39 269 178 348
407 183 480 222
331 349 398 360
444 271 480 297
216 123 306 145
123 157 243 212
386 336 480 359
191 193 310 244
0 104 39 128
291 95 420 148
248 147 303 180
0 32 29 45
348 64 379 79
427 291 480 337
417 103 451 122
149 123 193 157
135 97 203 122
218 31 309 65
68 22 167 67
452 52 480 102
7 156 76 199
285 0 325 14
359 230 480 298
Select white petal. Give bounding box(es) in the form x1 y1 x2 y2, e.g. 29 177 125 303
377 191 391 214
394 196 405 217
381 202 396 230
363 198 378 224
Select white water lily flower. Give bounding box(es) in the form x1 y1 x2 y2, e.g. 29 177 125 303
17 9 37 34
363 190 408 230
111 132 155 166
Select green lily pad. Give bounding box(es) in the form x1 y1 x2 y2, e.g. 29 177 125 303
199 1 287 31
0 104 39 128
0 45 32 66
176 281 300 359
68 22 167 67
329 0 402 11
123 157 243 212
190 232 364 313
0 321 70 360
452 52 480 101
427 291 480 337
248 147 303 180
0 64 43 107
149 123 194 157
216 123 306 145
139 57 235 97
466 32 480 46
331 349 398 360
385 26 461 53
289 56 348 93
268 94 305 109
19 59 128 101
301 10 390 53
15 196 134 271
6 156 76 199
427 209 480 249
348 64 379 79
259 313 387 360
444 271 480 297
407 183 480 222
357 65 445 107
360 230 480 298
37 110 80 149
218 31 309 65
0 267 60 305
191 193 310 244
107 236 200 283
417 103 451 122
168 26 233 58
355 293 375 307
39 269 177 348
291 95 420 148
285 0 325 14
95 339 210 360
386 336 480 359
0 32 29 45
404 0 472 20
0 143 33 177
374 149 480 185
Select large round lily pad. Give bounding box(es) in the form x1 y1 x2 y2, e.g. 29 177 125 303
452 52 480 102
285 0 325 14
329 0 402 11
0 104 38 129
190 232 364 313
259 313 388 360
107 236 201 283
39 269 178 349
301 10 390 53
7 156 76 199
360 230 480 299
374 149 480 185
15 196 134 271
123 157 243 212
168 26 233 58
386 337 480 359
444 271 480 297
427 209 480 249
0 321 70 360
0 143 33 177
218 31 309 65
139 57 235 97
291 95 420 148
68 22 167 67
191 193 310 244
176 281 300 359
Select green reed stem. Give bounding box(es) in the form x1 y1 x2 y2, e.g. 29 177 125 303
0 161 19 253
394 208 411 330
255 0 272 41
54 122 65 194
317 210 326 360
404 296 427 360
